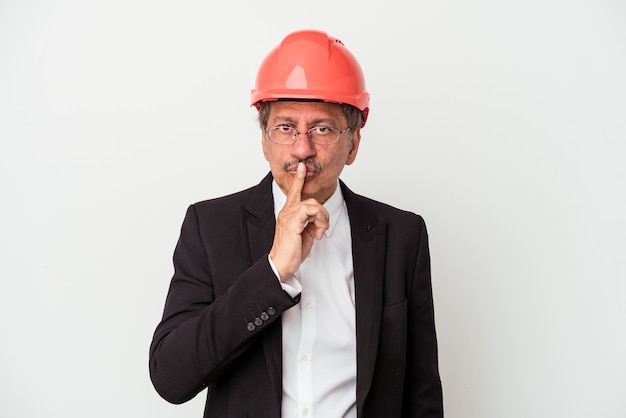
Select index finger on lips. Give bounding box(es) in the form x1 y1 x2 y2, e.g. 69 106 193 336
286 162 306 206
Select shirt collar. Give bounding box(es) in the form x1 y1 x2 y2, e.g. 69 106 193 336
272 179 345 238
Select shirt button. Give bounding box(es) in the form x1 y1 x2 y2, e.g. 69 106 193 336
303 408 309 415
300 355 308 362
247 322 256 332
304 303 312 310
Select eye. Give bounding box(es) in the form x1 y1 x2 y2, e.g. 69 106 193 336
275 124 294 133
311 125 334 136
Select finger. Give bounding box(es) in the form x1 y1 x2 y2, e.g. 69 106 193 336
286 162 306 206
306 208 329 239
304 218 327 240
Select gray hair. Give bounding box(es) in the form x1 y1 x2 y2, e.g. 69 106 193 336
257 101 364 131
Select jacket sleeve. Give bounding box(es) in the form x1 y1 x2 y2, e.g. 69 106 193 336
404 216 444 417
149 204 297 404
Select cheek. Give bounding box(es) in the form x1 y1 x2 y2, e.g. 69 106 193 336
263 144 282 165
325 148 351 169
262 139 269 161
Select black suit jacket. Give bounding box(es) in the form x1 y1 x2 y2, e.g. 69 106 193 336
149 173 443 417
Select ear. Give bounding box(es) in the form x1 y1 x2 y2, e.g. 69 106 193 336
345 129 361 166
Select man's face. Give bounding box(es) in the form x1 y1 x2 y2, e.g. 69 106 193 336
262 101 361 204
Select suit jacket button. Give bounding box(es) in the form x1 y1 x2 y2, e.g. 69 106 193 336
267 307 277 316
254 317 263 326
247 322 256 332
260 312 270 321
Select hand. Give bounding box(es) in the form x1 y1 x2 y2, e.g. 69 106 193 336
269 162 329 281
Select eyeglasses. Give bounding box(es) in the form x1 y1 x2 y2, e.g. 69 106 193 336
265 125 351 145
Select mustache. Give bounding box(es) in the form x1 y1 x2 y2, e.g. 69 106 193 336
282 159 323 172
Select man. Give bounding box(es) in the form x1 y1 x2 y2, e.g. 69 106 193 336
149 29 443 417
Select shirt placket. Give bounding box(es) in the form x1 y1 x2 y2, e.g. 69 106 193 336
298 288 316 417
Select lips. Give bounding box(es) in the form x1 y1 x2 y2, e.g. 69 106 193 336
283 160 322 179
303 168 317 179
287 167 317 179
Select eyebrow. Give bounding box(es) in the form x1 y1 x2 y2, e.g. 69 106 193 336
270 116 338 126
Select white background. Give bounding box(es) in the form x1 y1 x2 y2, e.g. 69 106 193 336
1 0 625 417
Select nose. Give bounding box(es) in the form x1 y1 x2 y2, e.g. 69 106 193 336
290 131 316 160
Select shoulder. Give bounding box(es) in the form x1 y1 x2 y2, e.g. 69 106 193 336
192 184 256 211
356 194 423 220
341 181 426 228
189 173 273 217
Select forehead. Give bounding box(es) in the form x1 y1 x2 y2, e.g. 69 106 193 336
267 101 347 125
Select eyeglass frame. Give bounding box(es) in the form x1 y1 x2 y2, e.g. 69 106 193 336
264 125 351 145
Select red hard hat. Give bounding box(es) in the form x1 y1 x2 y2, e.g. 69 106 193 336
251 30 370 126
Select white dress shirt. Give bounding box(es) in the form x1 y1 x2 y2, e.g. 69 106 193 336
270 180 357 418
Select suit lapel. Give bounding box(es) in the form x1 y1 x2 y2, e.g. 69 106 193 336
341 181 387 411
243 173 276 262
241 173 284 409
